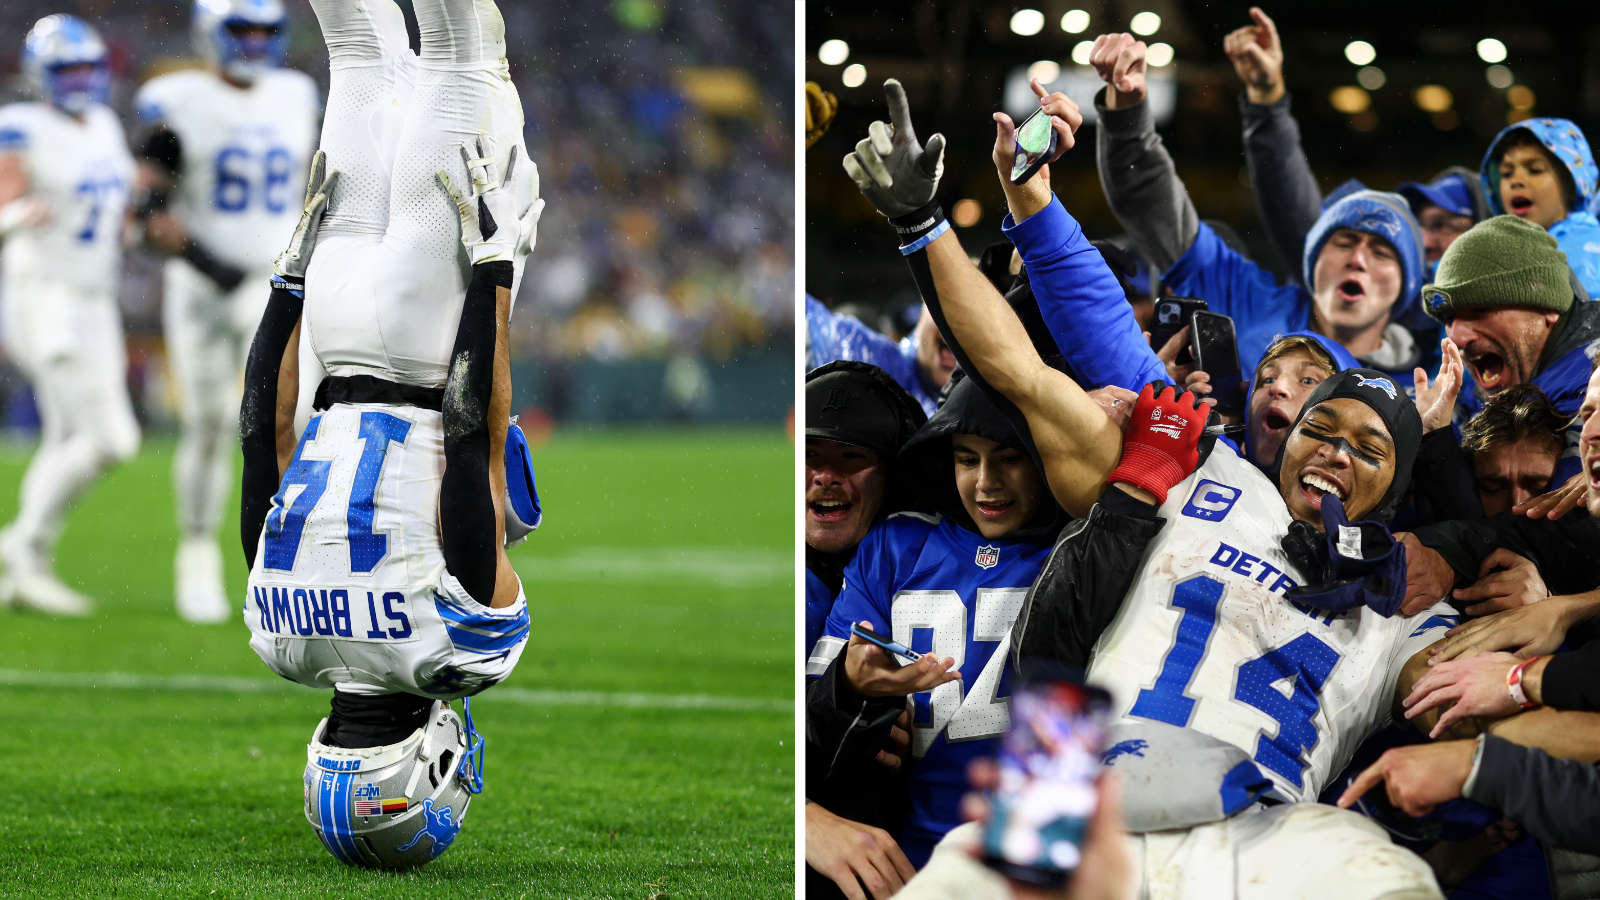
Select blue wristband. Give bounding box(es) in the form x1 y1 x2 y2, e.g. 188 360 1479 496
899 217 950 256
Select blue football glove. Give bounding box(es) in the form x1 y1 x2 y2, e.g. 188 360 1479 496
504 420 541 548
1281 495 1406 617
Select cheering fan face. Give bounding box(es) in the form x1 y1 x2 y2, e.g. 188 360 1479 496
1278 399 1398 527
805 439 888 552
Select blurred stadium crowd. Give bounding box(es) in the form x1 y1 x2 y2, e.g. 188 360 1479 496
0 0 793 428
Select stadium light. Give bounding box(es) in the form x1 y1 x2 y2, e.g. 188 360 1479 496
1477 38 1507 63
1010 9 1045 36
952 199 983 227
1344 41 1376 66
817 39 849 66
841 63 867 88
1130 12 1161 35
1028 60 1062 84
1147 43 1174 67
1357 66 1385 90
1486 65 1514 89
1508 85 1536 111
1060 9 1090 33
1071 40 1094 66
1329 86 1370 114
1413 84 1453 113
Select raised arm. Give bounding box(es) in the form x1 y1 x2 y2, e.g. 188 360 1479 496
1225 7 1323 280
1089 33 1198 273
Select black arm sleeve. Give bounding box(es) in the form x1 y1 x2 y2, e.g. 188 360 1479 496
181 240 247 292
1409 427 1484 525
238 283 302 569
1465 735 1600 854
1012 486 1165 671
803 651 911 836
1541 642 1600 712
1239 93 1323 283
439 260 513 606
1409 512 1600 595
137 125 182 179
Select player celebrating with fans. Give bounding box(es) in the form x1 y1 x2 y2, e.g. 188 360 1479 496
134 0 320 623
237 0 541 868
0 16 140 616
844 79 1600 900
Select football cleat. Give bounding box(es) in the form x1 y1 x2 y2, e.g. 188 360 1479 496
0 527 92 617
175 536 229 624
305 698 486 869
504 420 541 548
192 0 287 87
21 15 110 116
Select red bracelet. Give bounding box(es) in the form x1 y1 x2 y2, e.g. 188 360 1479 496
1507 656 1540 710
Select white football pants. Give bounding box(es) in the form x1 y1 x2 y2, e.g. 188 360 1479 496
0 281 139 561
304 0 532 390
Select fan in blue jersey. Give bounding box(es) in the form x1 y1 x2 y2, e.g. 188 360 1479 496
808 295 955 418
805 360 928 658
808 372 1068 872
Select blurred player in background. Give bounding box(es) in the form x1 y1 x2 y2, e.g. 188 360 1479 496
0 15 139 616
133 0 319 623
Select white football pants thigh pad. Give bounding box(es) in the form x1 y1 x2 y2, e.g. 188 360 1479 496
2 287 139 562
163 258 268 539
894 806 1442 900
245 404 529 698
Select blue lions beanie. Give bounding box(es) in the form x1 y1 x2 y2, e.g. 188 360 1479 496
1302 181 1426 320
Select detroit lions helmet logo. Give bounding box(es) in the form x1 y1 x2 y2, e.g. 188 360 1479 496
394 797 460 859
1354 374 1397 399
1352 211 1401 239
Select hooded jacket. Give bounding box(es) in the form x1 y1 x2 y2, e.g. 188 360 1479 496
1480 118 1600 298
806 375 1064 868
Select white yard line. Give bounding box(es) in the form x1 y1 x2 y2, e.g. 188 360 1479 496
0 669 791 713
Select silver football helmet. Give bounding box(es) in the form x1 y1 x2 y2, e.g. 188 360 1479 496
304 698 486 869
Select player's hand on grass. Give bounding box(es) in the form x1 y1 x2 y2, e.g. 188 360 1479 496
1404 651 1532 737
844 620 960 698
438 135 545 266
1413 338 1464 434
1449 548 1548 616
805 801 916 900
1431 591 1600 662
874 709 912 771
842 79 945 219
1336 739 1476 817
273 149 337 282
1397 532 1457 616
1513 471 1587 520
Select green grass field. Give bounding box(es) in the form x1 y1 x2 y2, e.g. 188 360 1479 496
0 428 795 899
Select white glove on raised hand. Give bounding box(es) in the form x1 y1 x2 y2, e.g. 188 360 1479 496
842 79 945 219
272 150 338 282
0 195 49 237
437 136 544 266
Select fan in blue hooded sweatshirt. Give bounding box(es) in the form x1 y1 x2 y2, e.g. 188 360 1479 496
1480 117 1600 299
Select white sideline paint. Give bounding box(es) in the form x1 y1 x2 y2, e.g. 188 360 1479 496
0 669 791 713
513 546 791 587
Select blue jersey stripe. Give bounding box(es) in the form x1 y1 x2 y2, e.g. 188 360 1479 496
1410 614 1459 637
434 595 530 653
443 622 529 654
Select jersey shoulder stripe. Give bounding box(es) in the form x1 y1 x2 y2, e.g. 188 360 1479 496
135 69 209 124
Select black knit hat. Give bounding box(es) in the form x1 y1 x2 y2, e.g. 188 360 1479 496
805 360 927 455
1271 368 1422 524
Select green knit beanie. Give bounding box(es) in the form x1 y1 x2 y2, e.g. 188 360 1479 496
1421 214 1574 322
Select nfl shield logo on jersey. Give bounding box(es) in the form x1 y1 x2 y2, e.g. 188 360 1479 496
974 545 1000 569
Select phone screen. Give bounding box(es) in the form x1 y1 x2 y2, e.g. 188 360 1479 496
981 678 1111 887
1190 312 1244 413
1011 108 1057 183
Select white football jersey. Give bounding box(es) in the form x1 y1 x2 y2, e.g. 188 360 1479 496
1087 448 1455 803
244 403 529 699
135 68 320 271
0 102 134 295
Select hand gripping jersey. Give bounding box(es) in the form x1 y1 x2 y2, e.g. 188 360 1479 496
0 102 133 299
817 512 1053 867
1088 447 1456 803
244 404 529 699
135 68 320 271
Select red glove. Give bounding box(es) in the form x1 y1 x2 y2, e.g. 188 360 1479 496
1106 382 1207 505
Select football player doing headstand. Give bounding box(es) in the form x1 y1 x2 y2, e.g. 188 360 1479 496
842 80 1600 900
237 0 541 868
